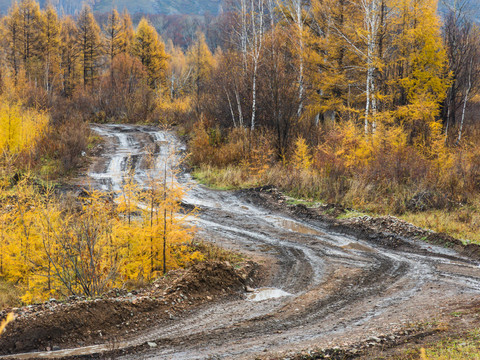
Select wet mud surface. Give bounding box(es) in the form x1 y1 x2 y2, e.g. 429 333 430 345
2 124 480 359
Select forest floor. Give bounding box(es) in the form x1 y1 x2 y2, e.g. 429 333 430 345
2 125 480 359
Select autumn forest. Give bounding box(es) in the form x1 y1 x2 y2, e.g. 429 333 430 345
0 0 480 311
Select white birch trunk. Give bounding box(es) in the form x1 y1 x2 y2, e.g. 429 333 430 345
226 89 237 128
296 0 304 117
235 88 244 128
250 0 264 131
457 58 473 144
362 0 379 135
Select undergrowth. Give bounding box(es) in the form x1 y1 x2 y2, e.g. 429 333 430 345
401 329 480 359
189 121 480 245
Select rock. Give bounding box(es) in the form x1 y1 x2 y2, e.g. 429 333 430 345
52 345 61 351
147 342 158 348
370 336 381 343
245 286 255 293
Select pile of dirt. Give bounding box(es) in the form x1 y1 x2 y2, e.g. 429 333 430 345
165 261 249 296
342 215 430 239
0 261 258 356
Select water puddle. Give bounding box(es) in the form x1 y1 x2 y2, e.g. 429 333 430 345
342 242 376 253
247 288 292 302
278 219 325 236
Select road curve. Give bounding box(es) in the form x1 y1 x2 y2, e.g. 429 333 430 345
6 124 480 360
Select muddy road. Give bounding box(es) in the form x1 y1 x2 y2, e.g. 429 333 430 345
6 124 480 359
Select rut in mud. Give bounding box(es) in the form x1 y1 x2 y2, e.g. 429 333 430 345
3 124 480 360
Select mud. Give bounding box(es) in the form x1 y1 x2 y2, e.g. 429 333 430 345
0 261 257 356
2 124 480 360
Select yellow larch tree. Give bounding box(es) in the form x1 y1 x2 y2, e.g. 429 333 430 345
393 0 450 146
119 9 134 55
40 3 61 93
76 4 102 89
132 18 169 90
60 16 80 96
186 31 214 114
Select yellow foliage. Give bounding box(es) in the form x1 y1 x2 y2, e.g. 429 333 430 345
293 137 312 171
0 99 48 154
0 313 15 335
133 18 169 89
0 163 197 302
157 96 193 125
318 121 371 173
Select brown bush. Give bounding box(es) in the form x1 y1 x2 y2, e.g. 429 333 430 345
58 121 89 172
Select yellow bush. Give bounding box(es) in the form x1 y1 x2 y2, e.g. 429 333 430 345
293 137 312 171
0 169 198 303
0 99 48 155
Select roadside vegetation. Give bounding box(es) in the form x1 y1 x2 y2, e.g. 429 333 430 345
0 1 215 309
399 329 480 359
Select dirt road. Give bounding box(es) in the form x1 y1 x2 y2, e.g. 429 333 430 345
4 124 480 359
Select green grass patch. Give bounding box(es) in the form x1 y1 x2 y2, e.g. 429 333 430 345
87 134 103 151
284 197 322 208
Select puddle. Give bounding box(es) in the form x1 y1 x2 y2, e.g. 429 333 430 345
342 242 376 253
247 288 292 302
271 217 325 236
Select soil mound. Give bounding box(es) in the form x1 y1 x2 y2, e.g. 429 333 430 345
0 261 257 356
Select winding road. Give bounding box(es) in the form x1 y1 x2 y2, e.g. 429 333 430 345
7 124 480 359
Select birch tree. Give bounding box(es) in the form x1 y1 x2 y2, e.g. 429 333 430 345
249 0 265 131
41 4 60 93
277 0 308 117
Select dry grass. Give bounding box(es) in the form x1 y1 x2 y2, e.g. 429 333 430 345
400 329 480 359
194 163 480 245
0 281 22 311
400 204 480 244
194 241 244 265
193 165 261 190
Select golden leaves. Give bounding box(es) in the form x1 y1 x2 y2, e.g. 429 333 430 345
0 313 15 335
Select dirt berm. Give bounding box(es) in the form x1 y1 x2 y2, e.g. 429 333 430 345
238 186 480 261
0 261 258 355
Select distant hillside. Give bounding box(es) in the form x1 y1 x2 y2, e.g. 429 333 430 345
1 0 224 15
0 0 477 21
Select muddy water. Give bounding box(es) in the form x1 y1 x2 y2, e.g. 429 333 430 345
6 124 480 360
247 288 292 302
